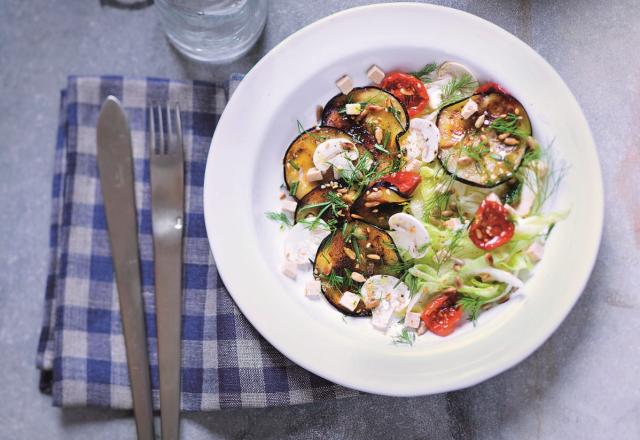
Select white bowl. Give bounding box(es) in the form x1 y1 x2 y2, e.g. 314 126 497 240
203 3 603 396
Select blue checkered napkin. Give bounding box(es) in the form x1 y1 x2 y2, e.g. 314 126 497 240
36 75 358 410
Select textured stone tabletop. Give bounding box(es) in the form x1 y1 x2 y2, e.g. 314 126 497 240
0 0 638 438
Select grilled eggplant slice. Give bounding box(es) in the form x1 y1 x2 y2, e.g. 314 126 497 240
314 220 401 316
321 87 409 169
294 181 358 224
437 92 532 187
350 182 409 229
283 126 361 199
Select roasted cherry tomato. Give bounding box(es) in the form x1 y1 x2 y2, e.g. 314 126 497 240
380 72 429 117
378 171 421 195
421 294 463 337
469 200 515 250
475 82 510 95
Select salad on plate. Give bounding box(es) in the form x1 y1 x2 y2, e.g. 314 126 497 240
266 61 565 344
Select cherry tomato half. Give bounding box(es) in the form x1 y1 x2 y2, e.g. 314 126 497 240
469 200 515 251
380 72 429 118
475 82 510 95
421 294 463 337
379 171 421 195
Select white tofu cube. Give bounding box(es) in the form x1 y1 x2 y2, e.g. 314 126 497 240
306 167 323 182
345 103 362 115
461 99 478 119
281 261 297 280
403 159 422 173
405 312 422 329
515 184 535 216
371 302 394 329
336 75 354 95
526 241 545 262
304 279 322 298
444 217 463 231
281 199 297 213
367 64 386 85
338 291 361 312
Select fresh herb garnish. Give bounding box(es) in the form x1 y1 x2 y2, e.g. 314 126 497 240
462 141 490 162
392 328 416 346
457 295 484 325
387 105 404 126
289 181 299 196
288 159 300 171
490 113 528 139
432 73 478 112
298 191 348 219
264 211 292 229
410 62 438 83
296 119 325 141
320 270 346 290
341 151 390 196
373 143 390 154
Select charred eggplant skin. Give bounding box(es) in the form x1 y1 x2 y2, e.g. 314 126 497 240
350 182 409 230
436 92 532 188
283 126 361 200
321 87 410 169
313 220 401 316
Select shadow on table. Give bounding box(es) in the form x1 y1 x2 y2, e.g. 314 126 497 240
184 393 453 440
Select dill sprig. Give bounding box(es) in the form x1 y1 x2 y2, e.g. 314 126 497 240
431 73 478 113
387 105 404 126
265 211 292 230
434 228 465 272
392 328 416 346
410 62 439 83
298 191 348 219
288 159 300 171
462 141 490 163
296 120 326 142
298 217 337 232
457 295 484 325
341 151 390 196
512 140 567 215
289 181 299 196
320 270 346 290
490 113 529 139
422 159 458 219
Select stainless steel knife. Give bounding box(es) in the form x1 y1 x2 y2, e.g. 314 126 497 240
96 96 155 440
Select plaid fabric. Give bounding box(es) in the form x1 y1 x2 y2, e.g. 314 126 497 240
36 75 358 410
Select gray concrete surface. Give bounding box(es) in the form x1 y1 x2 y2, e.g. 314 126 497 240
0 0 638 438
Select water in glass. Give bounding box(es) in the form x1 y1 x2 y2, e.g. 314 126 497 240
155 0 268 63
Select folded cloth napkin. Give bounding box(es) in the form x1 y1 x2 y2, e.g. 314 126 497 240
36 75 358 410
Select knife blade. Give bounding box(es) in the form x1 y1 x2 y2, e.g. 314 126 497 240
96 96 155 440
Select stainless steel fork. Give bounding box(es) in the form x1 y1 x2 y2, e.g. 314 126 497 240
149 103 184 440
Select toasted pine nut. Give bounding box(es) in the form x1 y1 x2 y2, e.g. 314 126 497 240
366 254 381 260
504 137 519 146
343 247 356 260
475 114 485 129
374 126 384 143
351 272 366 283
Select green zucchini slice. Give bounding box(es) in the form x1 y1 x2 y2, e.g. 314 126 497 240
283 126 361 200
321 87 409 170
349 182 409 230
294 181 358 224
437 92 532 187
314 220 401 316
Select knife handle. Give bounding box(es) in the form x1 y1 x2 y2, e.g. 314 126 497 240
154 237 183 440
115 259 156 440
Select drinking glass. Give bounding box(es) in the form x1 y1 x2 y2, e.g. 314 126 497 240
155 0 268 63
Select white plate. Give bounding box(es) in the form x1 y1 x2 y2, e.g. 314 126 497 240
203 3 603 396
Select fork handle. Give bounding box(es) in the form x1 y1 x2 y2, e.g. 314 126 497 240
154 237 183 440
